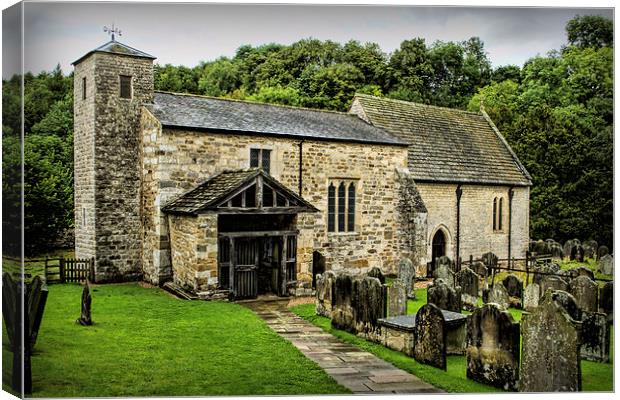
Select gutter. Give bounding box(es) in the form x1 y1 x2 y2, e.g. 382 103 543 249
298 140 304 197
508 186 515 268
455 184 463 269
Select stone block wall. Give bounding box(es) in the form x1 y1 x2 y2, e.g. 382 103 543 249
74 51 154 281
140 121 414 288
416 183 530 266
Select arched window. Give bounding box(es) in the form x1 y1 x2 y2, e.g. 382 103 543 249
493 197 497 231
347 183 356 232
327 184 336 232
338 182 346 232
498 197 503 230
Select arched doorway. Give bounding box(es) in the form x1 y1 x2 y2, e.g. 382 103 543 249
431 229 446 271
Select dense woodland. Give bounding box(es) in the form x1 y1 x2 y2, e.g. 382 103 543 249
2 15 613 255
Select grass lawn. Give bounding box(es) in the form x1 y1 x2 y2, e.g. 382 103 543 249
3 283 349 397
292 286 614 392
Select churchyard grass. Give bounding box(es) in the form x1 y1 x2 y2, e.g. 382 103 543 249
293 286 613 392
3 283 349 397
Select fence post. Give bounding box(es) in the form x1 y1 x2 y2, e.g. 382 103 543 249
44 256 48 282
90 257 95 283
59 256 65 284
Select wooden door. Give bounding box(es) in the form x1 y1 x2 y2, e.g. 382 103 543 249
233 238 258 299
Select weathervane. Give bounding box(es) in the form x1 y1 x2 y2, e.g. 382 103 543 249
103 24 122 41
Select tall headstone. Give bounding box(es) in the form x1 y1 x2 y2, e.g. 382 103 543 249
568 275 598 313
398 258 416 299
388 280 407 317
471 261 487 278
597 245 609 260
413 303 447 370
315 271 336 318
427 279 462 312
598 254 613 276
582 240 598 260
331 272 356 332
520 291 582 392
502 274 523 309
76 280 93 326
540 289 581 322
456 267 479 311
434 264 455 288
563 239 576 259
481 252 498 270
571 245 585 262
534 239 548 255
540 275 569 295
466 303 520 391
352 276 387 336
580 312 610 363
487 283 510 310
436 256 454 271
599 281 613 320
550 242 564 259
523 283 540 312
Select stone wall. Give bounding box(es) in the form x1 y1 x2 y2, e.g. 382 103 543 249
416 183 530 266
140 119 412 288
74 51 154 281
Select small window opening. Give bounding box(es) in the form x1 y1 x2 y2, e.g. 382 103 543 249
120 75 132 99
82 77 87 100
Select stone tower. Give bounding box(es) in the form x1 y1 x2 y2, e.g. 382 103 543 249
73 40 155 281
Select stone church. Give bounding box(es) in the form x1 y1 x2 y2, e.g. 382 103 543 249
73 39 531 299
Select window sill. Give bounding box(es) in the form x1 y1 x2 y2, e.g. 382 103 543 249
327 231 359 237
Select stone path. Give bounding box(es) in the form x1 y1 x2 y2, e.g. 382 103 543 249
243 300 442 394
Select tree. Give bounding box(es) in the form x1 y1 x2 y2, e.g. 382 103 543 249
566 15 613 49
198 58 242 96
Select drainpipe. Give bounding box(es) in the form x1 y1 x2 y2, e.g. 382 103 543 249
455 185 463 269
508 186 514 268
298 140 304 197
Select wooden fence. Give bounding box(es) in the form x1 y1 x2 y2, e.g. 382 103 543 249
4 256 94 284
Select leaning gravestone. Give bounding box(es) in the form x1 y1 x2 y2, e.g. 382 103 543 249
598 254 613 276
434 264 455 288
569 275 598 313
520 291 582 392
366 267 386 284
466 303 520 391
580 312 610 363
456 267 479 311
413 303 447 370
541 289 581 321
388 280 407 317
427 279 462 312
523 283 540 312
486 283 510 310
331 272 356 332
599 281 613 321
583 240 598 260
563 239 576 259
502 274 523 309
540 275 569 295
597 245 609 260
398 258 416 299
550 242 564 259
76 279 93 326
315 271 336 318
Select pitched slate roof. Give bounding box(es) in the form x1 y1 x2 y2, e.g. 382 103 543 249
162 168 318 215
72 40 156 65
149 91 407 146
352 94 532 186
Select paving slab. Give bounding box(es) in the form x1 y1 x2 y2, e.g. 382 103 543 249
243 300 442 394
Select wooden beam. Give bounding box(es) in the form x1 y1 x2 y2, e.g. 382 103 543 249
281 236 288 296
216 207 309 215
256 174 263 208
229 237 235 298
219 230 299 238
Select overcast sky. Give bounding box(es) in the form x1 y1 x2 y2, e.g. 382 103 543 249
2 1 614 78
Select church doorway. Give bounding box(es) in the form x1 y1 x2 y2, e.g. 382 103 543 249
431 229 446 271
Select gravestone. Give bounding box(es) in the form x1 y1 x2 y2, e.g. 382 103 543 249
548 262 561 273
366 267 386 284
427 279 462 312
76 280 93 326
413 303 447 370
481 252 498 270
466 303 520 391
571 245 585 262
550 242 564 259
583 240 598 259
599 281 613 320
315 271 336 318
436 256 454 271
502 274 523 309
568 275 598 313
520 291 582 392
331 272 356 332
580 312 610 363
388 279 407 317
352 276 387 336
566 266 595 281
434 264 455 288
597 245 609 260
598 254 613 276
532 264 553 286
541 289 581 321
563 239 576 259
456 267 479 311
540 275 569 295
523 283 540 312
398 257 416 299
471 261 488 278
534 239 548 255
486 283 510 310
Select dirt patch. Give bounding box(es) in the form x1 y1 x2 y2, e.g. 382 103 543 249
288 296 314 308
